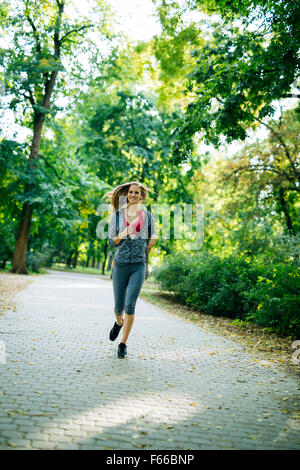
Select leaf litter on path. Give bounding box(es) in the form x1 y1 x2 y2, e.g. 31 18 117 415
140 286 299 376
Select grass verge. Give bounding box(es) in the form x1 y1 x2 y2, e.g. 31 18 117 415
51 263 111 277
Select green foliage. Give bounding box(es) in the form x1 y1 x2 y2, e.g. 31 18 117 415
154 251 299 337
245 264 300 338
77 88 193 202
0 132 108 269
190 108 300 262
26 248 54 272
155 251 262 317
0 139 26 264
154 251 194 293
152 22 203 109
153 1 300 162
0 0 110 120
0 222 15 267
175 21 299 160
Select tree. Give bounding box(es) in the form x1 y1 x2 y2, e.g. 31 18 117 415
152 0 300 162
0 0 109 273
80 90 180 274
0 127 108 273
0 139 26 268
69 74 205 266
222 108 300 236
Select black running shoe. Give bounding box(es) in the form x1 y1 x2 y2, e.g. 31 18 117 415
117 342 127 358
109 320 123 341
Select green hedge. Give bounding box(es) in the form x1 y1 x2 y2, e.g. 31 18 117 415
154 252 300 338
244 264 300 338
26 249 53 272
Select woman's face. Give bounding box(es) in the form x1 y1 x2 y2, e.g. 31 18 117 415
127 184 142 204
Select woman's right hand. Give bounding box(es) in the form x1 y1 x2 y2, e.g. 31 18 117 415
119 225 133 239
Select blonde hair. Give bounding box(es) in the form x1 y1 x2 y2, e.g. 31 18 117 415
102 181 155 214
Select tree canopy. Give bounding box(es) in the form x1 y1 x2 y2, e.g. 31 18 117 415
152 0 300 162
0 0 299 280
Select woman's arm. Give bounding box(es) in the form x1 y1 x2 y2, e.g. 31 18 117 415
108 211 133 247
146 235 157 253
146 212 158 253
113 227 132 246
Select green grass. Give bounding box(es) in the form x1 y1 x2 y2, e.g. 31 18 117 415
0 262 48 275
1 262 159 281
51 263 111 277
0 262 109 276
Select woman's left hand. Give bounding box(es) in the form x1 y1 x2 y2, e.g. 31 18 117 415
146 238 157 253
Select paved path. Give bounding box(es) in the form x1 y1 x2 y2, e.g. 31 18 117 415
0 270 299 450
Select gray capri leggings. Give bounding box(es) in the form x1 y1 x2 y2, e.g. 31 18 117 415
112 262 146 315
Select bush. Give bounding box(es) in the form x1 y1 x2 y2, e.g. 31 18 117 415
154 251 196 295
154 251 263 317
154 251 299 337
187 255 264 318
26 249 53 272
245 263 300 338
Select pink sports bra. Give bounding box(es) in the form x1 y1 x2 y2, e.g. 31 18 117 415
123 209 145 234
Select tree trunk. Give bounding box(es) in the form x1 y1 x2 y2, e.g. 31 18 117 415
110 260 114 279
72 250 79 269
101 240 108 274
101 260 105 275
278 187 295 236
10 109 52 273
108 252 113 276
66 251 73 268
9 0 62 276
145 250 149 280
10 202 33 274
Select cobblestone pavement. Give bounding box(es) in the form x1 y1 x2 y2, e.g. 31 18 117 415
0 270 299 450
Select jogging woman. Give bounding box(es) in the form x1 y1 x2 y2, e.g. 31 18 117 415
103 181 158 358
